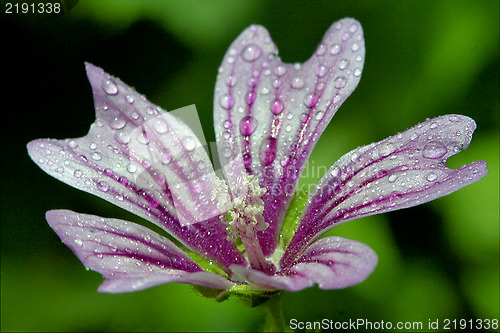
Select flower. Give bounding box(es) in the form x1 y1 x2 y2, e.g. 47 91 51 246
27 18 487 298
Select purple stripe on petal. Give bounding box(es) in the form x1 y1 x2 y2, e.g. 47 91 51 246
286 236 377 289
214 19 365 256
230 236 375 291
45 210 234 292
281 115 488 268
28 64 246 269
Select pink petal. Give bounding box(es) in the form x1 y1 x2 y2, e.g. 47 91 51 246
231 236 376 291
282 115 488 268
28 64 246 269
214 18 365 256
46 210 234 292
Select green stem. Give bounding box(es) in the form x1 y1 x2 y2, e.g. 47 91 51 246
261 292 286 332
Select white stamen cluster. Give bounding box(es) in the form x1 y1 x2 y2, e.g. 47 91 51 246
212 174 268 240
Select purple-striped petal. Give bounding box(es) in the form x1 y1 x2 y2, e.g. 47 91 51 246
214 18 365 256
231 236 376 291
282 115 488 268
28 64 246 269
46 210 234 292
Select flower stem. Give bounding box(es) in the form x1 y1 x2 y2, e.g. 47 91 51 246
261 292 286 332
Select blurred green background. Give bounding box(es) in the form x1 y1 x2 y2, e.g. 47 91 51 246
1 0 498 331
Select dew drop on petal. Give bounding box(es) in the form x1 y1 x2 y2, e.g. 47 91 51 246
74 239 83 247
316 65 327 78
97 181 110 192
223 120 233 129
303 93 318 108
330 44 340 55
91 152 102 161
426 172 438 182
153 119 168 134
110 116 127 130
102 79 118 95
334 76 347 89
271 99 284 115
67 140 78 149
291 77 305 89
339 59 349 70
422 143 447 159
379 143 395 157
182 136 196 151
241 44 262 62
219 94 234 110
274 66 286 77
316 43 327 56
73 170 83 178
388 174 398 183
259 137 277 166
239 116 258 136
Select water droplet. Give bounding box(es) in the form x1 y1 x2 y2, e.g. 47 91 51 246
97 181 110 192
73 170 83 178
225 75 237 87
127 164 138 173
56 167 64 173
136 132 149 145
110 116 126 130
115 131 130 145
102 79 118 95
89 142 97 150
153 119 168 134
426 172 438 182
67 140 78 149
334 76 347 89
388 174 398 183
316 43 327 56
271 99 284 115
429 122 438 129
353 68 362 77
422 143 447 159
316 65 327 78
379 143 395 157
259 137 277 166
74 239 83 247
330 44 340 55
339 59 349 70
223 120 233 129
351 43 360 51
303 93 318 108
274 66 286 76
91 152 102 161
125 95 134 104
285 125 292 132
315 111 325 120
241 44 262 62
330 166 340 178
260 87 269 95
159 150 172 165
183 136 196 151
349 23 358 33
219 94 234 110
246 91 256 105
291 77 305 89
239 116 258 136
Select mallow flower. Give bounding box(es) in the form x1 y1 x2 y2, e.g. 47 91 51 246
28 18 487 315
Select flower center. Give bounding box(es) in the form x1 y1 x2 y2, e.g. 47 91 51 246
212 174 275 274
